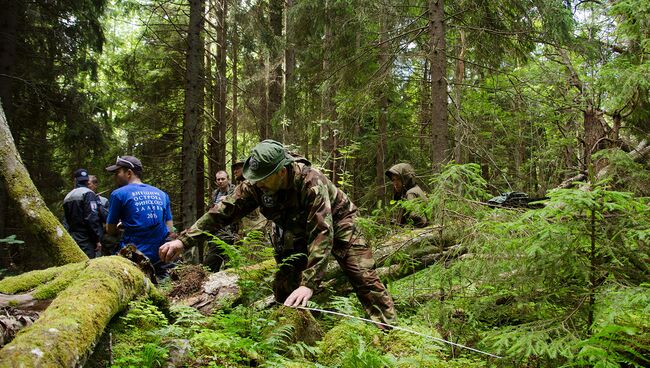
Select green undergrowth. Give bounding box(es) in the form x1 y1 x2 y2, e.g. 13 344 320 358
106 288 494 367
105 165 648 367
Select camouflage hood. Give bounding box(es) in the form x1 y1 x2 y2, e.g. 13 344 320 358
385 163 417 197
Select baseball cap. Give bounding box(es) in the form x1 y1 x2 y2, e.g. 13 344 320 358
105 156 143 173
74 168 90 183
242 140 294 183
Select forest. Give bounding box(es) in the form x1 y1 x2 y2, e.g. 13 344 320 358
0 0 648 367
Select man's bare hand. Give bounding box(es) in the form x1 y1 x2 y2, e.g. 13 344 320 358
283 286 313 307
158 239 184 263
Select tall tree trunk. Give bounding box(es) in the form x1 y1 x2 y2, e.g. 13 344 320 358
208 0 228 185
196 148 205 218
231 21 239 168
429 0 449 171
558 49 608 173
284 0 296 143
217 0 228 167
322 0 337 183
258 52 271 140
376 16 388 201
268 0 283 141
205 9 216 197
182 0 206 228
452 30 465 164
0 102 87 266
0 180 5 238
419 58 430 152
583 105 607 171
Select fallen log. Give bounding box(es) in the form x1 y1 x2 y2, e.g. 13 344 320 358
320 244 466 295
0 256 158 367
559 140 650 190
169 225 463 312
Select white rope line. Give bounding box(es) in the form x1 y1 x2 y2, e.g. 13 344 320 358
287 304 502 359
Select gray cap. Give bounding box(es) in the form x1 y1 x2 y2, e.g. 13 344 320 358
106 156 143 172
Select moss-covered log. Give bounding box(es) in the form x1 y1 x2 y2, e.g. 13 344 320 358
0 256 156 367
172 226 463 313
319 225 458 286
0 103 87 266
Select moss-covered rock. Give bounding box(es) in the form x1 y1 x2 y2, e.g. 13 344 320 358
262 307 323 347
316 320 382 366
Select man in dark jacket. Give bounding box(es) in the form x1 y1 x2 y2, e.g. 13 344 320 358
385 163 428 227
63 168 104 258
160 140 396 328
203 170 237 272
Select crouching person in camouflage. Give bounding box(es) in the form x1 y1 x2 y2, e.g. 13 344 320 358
160 139 396 328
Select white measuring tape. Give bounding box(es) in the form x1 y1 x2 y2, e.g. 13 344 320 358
287 304 502 359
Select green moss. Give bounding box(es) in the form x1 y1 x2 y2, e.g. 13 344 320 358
32 261 88 299
381 328 442 358
263 307 323 346
7 167 87 266
317 320 381 366
0 262 82 295
0 256 153 367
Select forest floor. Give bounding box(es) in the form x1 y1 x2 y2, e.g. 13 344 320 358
89 182 650 368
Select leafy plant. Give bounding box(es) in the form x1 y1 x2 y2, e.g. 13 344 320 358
0 235 25 245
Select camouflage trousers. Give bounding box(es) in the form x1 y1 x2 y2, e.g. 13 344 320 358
273 237 397 326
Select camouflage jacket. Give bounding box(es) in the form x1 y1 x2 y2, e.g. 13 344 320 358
178 161 360 290
209 183 236 209
386 163 428 227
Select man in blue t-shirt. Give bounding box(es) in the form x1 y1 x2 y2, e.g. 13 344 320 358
105 155 174 277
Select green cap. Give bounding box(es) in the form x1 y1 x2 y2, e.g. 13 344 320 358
242 140 295 183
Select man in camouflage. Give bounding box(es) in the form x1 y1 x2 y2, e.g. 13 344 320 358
160 140 396 328
385 163 428 227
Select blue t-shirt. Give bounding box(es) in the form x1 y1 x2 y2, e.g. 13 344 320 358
107 183 173 264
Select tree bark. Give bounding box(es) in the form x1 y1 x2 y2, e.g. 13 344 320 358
0 257 158 366
0 102 87 266
231 19 239 169
429 0 449 171
0 180 6 239
258 52 271 140
284 0 296 143
268 0 283 139
376 15 389 202
419 58 430 152
207 0 227 197
558 49 608 172
182 0 206 228
322 0 338 183
216 0 227 169
453 30 466 164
